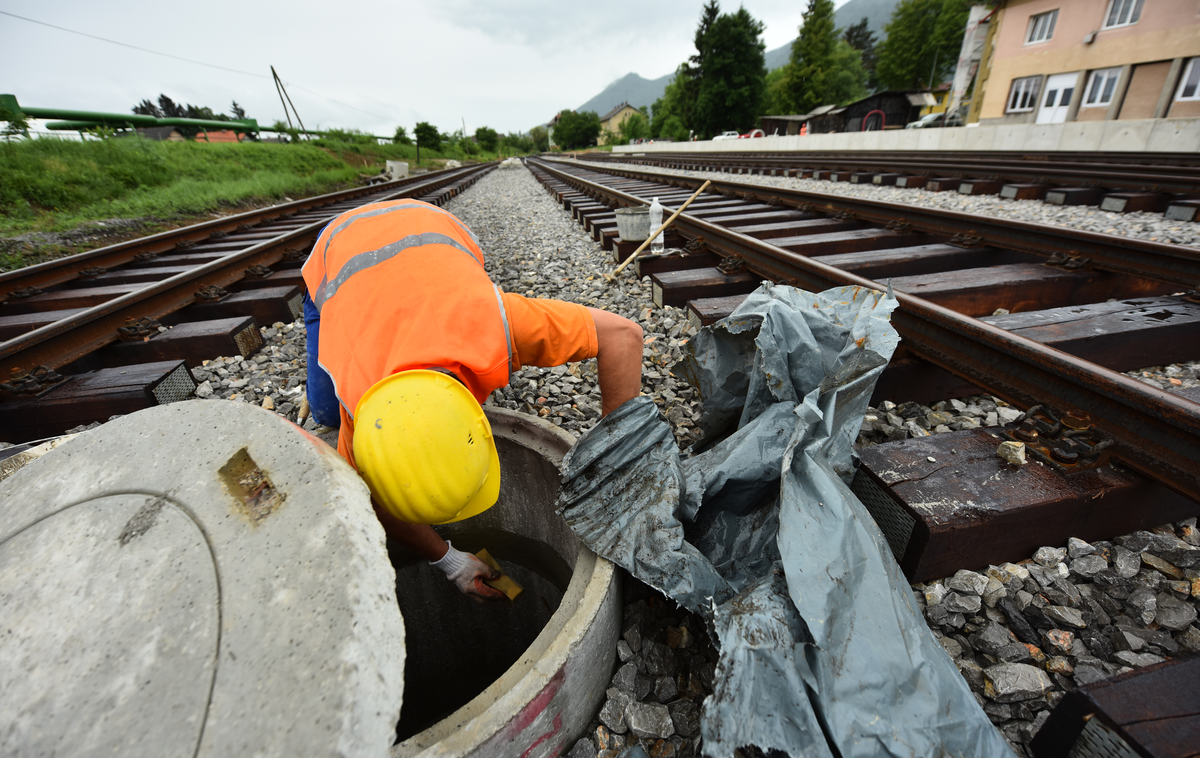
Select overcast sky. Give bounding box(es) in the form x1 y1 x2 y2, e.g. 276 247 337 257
2 1 851 138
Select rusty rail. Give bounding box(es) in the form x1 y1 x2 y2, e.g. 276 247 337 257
549 159 1200 292
530 157 1200 502
0 163 495 377
0 164 481 297
581 149 1200 195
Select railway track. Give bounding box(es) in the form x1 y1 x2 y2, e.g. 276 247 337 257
579 149 1200 220
526 155 1200 578
0 162 496 443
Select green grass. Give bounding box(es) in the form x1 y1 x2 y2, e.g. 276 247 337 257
0 136 524 242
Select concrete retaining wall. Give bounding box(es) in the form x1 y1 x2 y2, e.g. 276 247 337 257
612 118 1200 154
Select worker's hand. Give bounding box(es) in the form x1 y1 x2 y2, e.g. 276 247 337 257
430 542 506 603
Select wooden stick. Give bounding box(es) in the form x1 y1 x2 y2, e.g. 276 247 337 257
607 180 712 281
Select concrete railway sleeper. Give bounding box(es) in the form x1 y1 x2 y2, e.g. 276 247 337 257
525 156 1200 555
0 162 496 441
582 149 1200 221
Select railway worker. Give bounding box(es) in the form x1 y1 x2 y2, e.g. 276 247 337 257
301 198 643 602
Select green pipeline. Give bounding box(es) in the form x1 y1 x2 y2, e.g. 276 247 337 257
2 94 387 139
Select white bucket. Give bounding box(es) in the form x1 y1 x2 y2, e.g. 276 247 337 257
614 206 650 241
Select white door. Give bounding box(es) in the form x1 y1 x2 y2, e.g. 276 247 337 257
1036 72 1078 124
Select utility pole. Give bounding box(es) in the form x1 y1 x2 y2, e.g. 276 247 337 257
271 66 309 140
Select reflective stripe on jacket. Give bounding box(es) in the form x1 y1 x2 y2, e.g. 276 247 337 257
300 200 513 420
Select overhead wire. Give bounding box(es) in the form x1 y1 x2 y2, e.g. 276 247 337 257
0 10 401 123
0 10 269 79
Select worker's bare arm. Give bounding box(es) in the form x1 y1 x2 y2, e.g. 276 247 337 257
587 307 643 416
372 500 449 560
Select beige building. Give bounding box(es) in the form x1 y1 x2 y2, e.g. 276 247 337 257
974 0 1200 126
921 83 953 116
598 102 644 144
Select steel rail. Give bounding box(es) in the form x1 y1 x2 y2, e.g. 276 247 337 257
585 149 1200 174
531 157 1200 502
583 151 1200 194
0 164 495 376
0 164 478 297
587 149 1200 167
582 149 1200 174
549 159 1200 290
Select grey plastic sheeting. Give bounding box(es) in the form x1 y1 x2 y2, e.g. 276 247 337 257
557 283 1013 758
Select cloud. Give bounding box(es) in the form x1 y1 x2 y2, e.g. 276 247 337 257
0 0 850 135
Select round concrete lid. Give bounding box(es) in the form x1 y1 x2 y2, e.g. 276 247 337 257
0 400 404 758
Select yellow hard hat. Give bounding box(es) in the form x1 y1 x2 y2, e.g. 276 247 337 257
353 369 500 524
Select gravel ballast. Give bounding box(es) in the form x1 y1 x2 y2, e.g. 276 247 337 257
40 164 1199 757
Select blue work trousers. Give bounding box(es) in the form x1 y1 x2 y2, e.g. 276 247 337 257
303 293 342 428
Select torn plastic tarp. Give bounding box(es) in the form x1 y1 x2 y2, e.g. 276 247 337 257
557 283 1013 757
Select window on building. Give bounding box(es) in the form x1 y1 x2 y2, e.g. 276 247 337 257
1177 58 1200 102
1083 68 1122 107
1007 76 1041 112
1103 0 1143 29
1026 10 1058 43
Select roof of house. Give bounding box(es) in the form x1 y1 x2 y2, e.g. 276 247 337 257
198 130 243 143
764 89 934 122
135 126 183 141
599 101 639 123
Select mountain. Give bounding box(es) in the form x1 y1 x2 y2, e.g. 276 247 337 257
765 0 898 70
574 72 673 118
572 0 900 117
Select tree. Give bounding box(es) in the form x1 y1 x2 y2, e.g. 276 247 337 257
184 104 228 122
842 18 879 88
553 110 601 149
502 132 534 153
230 101 246 120
530 125 549 152
761 66 792 117
689 0 721 74
133 99 162 118
824 41 870 106
1 108 30 141
785 0 839 116
659 115 690 142
474 126 499 152
272 120 300 144
618 112 650 144
876 0 973 90
649 64 696 138
930 0 975 85
692 7 766 138
158 94 184 118
684 1 721 117
130 94 232 138
414 121 441 149
393 125 412 145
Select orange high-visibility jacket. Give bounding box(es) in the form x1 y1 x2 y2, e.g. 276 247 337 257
301 200 514 426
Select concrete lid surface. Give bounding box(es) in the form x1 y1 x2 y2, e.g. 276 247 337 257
0 400 405 758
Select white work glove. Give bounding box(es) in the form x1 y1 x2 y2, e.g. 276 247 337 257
430 542 506 603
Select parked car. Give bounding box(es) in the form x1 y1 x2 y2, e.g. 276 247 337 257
713 130 740 141
738 129 765 139
905 112 964 129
